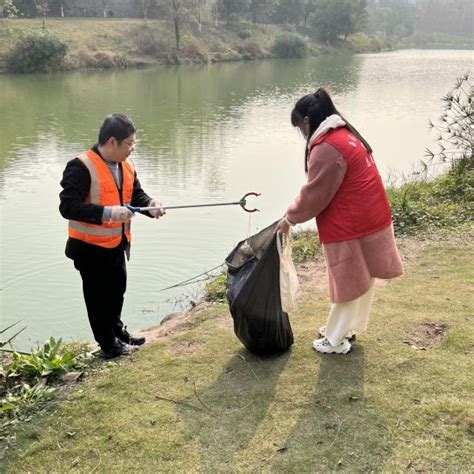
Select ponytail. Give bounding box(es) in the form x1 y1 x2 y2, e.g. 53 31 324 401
291 88 373 172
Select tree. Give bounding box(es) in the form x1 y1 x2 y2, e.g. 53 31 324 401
365 0 416 39
213 0 218 27
1 0 20 24
101 0 108 18
220 0 248 25
274 0 306 26
425 73 473 176
352 0 367 34
249 0 277 27
302 0 317 27
47 0 66 17
138 0 156 25
190 0 208 33
34 0 49 28
384 3 415 38
310 0 366 42
158 0 201 52
420 0 473 36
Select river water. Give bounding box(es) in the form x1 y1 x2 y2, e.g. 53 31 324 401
0 49 472 350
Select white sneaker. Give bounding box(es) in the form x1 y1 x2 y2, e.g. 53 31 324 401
318 325 356 342
312 337 351 354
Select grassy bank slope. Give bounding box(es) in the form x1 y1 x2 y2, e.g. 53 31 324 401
3 230 473 472
0 18 386 72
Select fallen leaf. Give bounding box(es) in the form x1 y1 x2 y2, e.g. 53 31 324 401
66 432 76 438
61 372 84 383
71 457 80 466
277 447 287 453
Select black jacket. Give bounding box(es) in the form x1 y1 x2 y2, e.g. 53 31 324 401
59 146 152 261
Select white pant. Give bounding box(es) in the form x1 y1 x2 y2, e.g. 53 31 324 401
325 279 375 346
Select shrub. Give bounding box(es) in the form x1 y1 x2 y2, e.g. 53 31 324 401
272 33 308 58
238 41 265 60
432 159 474 203
74 49 127 69
283 24 297 33
6 31 68 73
238 30 251 40
181 42 209 63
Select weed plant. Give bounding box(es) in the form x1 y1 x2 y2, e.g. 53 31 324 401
8 337 83 379
1 337 92 430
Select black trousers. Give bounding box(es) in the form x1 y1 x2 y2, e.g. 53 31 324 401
73 247 127 351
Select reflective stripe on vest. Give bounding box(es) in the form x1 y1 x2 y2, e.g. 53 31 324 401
69 220 131 236
68 150 135 248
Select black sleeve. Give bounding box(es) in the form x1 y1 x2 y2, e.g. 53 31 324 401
59 158 104 225
131 173 156 218
131 174 152 208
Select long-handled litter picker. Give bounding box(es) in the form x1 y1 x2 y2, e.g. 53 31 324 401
126 192 261 214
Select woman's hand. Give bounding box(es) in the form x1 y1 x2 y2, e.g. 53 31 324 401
274 218 291 235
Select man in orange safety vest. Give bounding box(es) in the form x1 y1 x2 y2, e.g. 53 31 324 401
60 113 164 359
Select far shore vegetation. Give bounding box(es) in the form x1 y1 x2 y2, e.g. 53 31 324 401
0 0 472 74
1 71 472 471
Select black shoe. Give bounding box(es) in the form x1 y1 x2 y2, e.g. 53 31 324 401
117 326 146 346
98 342 135 360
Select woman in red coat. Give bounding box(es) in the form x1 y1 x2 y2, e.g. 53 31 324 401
275 88 403 354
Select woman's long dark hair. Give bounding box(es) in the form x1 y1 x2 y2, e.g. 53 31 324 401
291 88 372 172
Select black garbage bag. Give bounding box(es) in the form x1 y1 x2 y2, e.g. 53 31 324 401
225 221 294 355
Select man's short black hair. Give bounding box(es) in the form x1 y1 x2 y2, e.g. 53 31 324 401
98 113 136 146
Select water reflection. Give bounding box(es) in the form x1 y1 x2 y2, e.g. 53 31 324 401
0 55 361 171
0 51 472 349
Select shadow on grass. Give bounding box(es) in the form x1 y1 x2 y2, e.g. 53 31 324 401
179 348 291 471
272 346 393 472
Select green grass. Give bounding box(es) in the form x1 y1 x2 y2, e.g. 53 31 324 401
2 230 473 472
387 162 473 236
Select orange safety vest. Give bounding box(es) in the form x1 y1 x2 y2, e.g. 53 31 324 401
68 150 135 248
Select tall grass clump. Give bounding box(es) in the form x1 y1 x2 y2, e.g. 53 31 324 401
204 273 227 303
6 31 68 73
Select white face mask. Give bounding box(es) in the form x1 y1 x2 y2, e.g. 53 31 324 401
299 126 308 140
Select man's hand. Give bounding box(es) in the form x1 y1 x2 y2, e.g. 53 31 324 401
274 218 291 235
109 206 133 223
148 198 166 219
